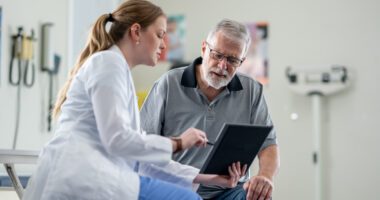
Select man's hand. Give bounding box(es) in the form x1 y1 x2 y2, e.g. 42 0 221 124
243 175 273 200
244 144 279 200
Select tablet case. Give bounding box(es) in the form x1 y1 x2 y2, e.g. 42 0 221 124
200 123 272 175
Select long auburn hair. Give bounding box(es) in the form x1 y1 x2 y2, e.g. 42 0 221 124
52 0 164 119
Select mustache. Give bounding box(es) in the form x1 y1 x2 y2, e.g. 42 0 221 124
210 68 228 76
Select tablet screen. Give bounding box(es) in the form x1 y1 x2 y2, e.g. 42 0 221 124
200 123 272 175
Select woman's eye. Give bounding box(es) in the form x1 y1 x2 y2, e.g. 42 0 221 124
157 32 165 39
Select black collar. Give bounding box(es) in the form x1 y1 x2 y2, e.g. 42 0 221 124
180 57 243 91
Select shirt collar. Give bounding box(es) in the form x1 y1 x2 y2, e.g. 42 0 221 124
108 45 131 67
180 57 243 91
109 45 123 56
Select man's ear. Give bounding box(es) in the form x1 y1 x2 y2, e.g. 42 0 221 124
201 40 207 58
130 23 142 42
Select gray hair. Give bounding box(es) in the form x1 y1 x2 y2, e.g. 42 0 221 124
206 19 251 56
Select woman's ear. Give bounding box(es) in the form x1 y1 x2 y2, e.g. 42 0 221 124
130 23 142 43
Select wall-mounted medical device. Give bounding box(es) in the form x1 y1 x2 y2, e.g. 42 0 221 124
40 22 61 132
286 65 349 96
40 23 56 72
285 65 351 200
9 27 36 88
9 26 37 150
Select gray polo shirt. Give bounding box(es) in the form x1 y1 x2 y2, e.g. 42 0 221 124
140 57 277 199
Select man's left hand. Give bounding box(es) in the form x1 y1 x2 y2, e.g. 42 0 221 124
243 175 273 200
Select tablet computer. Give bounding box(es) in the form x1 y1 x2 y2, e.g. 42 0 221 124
200 123 272 175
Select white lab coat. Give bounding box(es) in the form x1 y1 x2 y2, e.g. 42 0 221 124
23 45 199 200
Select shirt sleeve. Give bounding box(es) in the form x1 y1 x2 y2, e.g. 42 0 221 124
85 53 172 165
140 78 167 136
250 83 278 150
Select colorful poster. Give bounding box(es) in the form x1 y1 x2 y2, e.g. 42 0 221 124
160 15 186 68
238 22 269 85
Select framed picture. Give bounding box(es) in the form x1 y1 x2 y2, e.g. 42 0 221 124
160 15 186 68
237 22 269 85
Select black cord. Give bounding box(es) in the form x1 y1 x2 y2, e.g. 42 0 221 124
23 61 35 87
48 73 53 132
9 37 21 86
12 81 22 149
24 29 36 87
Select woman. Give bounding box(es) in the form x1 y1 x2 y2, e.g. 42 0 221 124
23 1 246 200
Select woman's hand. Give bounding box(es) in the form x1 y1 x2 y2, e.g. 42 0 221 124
193 162 248 188
179 128 208 149
218 162 248 188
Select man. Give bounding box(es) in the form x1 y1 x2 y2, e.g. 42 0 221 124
141 19 280 200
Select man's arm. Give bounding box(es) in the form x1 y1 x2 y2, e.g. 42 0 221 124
244 80 280 199
258 144 280 180
244 144 280 200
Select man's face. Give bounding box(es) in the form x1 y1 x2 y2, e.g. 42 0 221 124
200 31 245 89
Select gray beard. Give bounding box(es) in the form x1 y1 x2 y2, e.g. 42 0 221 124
205 72 231 89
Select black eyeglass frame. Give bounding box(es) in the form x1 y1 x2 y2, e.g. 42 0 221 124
205 42 244 68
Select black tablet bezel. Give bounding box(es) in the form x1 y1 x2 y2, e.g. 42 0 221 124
200 123 273 175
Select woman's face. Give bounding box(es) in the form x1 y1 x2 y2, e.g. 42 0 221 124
139 15 167 66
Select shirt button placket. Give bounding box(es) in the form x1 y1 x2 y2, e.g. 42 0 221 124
206 105 215 120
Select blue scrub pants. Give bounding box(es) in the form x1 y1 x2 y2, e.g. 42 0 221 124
138 176 202 200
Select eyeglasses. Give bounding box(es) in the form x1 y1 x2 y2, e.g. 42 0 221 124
206 42 244 68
